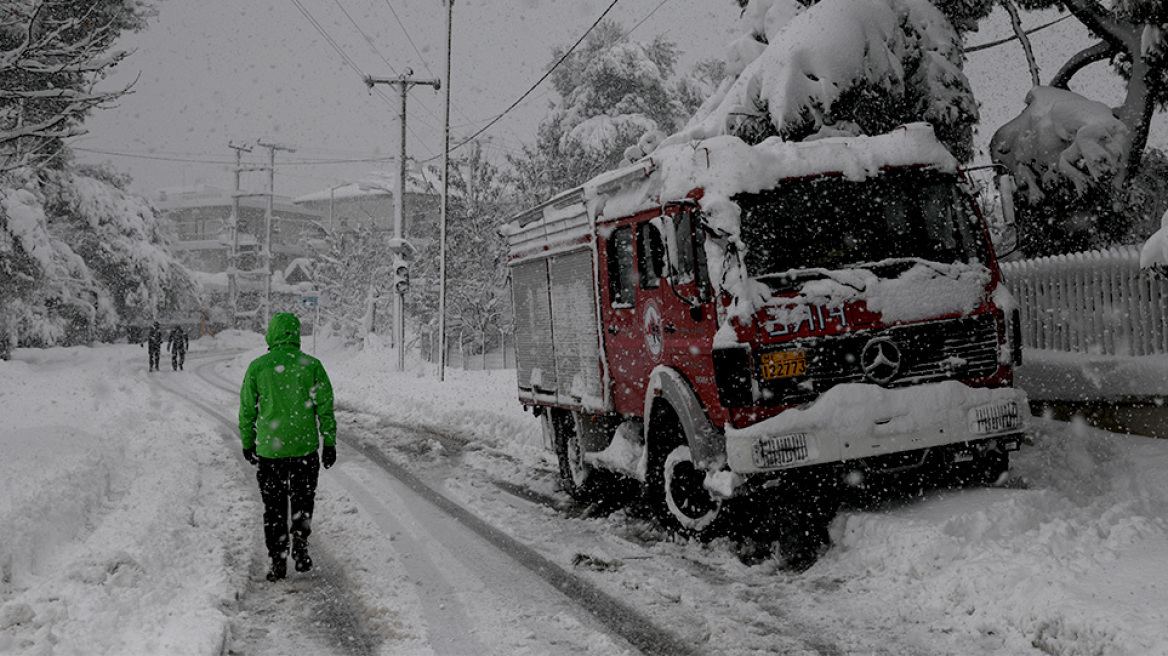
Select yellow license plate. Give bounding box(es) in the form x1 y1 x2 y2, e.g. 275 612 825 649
759 350 807 380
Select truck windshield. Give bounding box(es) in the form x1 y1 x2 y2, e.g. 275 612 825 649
736 170 990 283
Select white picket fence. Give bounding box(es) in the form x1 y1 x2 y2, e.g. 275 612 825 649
1001 245 1168 357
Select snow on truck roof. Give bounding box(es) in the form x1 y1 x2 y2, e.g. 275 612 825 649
504 123 957 243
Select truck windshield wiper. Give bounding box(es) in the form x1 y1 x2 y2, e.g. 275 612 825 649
754 269 833 293
854 257 950 278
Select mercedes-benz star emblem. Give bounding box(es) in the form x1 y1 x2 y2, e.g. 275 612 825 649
860 337 902 385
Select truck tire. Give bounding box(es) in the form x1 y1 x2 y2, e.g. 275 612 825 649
551 410 602 503
969 449 1009 486
645 442 723 537
664 445 723 534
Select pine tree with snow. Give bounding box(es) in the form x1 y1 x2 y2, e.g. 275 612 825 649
677 0 978 161
507 21 715 205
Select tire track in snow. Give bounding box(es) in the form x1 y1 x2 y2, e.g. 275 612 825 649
188 352 699 656
157 353 383 655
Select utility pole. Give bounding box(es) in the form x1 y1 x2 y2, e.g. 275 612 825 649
364 69 440 372
226 141 252 328
439 0 454 382
256 141 295 327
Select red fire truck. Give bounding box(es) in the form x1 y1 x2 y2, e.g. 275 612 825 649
504 124 1028 546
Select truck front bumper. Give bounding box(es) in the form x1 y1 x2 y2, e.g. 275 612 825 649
724 381 1029 475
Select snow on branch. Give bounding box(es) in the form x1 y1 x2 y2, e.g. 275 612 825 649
0 1 136 169
990 86 1130 204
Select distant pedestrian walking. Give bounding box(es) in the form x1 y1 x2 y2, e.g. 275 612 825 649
167 324 188 371
239 313 337 582
146 321 162 371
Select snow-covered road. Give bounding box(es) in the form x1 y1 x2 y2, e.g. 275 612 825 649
177 349 653 655
3 332 1168 655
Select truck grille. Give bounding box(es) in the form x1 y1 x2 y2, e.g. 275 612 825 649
752 313 1001 406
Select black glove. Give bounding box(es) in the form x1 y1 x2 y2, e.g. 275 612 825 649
322 445 336 469
243 447 258 466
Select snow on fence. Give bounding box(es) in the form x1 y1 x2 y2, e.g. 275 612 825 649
1001 245 1168 356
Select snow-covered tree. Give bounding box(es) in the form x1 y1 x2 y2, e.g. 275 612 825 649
986 0 1168 255
311 224 395 348
507 21 715 205
1 0 153 170
0 1 202 354
0 166 199 350
418 142 514 358
676 0 978 161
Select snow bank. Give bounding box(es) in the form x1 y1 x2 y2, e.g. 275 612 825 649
824 417 1168 655
1019 348 1168 401
5 333 1168 655
0 344 254 654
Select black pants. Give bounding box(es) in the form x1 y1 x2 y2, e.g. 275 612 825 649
171 348 185 370
256 453 320 561
148 346 160 370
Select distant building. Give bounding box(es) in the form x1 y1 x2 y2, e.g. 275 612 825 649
153 185 325 289
293 172 440 246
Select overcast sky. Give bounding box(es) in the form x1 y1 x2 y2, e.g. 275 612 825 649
71 0 1165 201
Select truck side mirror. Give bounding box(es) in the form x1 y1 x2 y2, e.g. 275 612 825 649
992 174 1020 257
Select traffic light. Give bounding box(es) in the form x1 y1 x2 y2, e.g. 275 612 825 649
393 259 410 294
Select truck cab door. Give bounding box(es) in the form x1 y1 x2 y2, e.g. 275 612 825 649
657 208 715 388
601 217 665 415
601 210 715 416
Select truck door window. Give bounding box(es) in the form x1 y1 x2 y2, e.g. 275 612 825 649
637 222 665 289
607 225 636 307
672 210 712 302
673 213 695 284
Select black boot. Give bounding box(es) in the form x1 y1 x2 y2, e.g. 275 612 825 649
292 536 312 573
266 558 286 582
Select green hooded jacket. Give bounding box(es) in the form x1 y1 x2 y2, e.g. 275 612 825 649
239 313 337 459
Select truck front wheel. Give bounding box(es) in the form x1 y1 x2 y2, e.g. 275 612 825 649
656 445 723 536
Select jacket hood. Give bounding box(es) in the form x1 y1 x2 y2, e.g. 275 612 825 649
265 313 301 349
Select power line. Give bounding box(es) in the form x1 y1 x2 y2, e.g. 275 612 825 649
72 147 234 165
290 0 437 157
967 15 1071 53
290 0 368 80
431 0 625 161
332 0 398 75
628 0 672 35
71 146 394 167
382 0 437 79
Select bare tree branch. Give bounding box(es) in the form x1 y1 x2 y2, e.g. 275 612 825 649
0 0 137 169
1050 40 1116 88
1001 0 1041 87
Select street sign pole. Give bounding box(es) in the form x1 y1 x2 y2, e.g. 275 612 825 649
301 293 320 354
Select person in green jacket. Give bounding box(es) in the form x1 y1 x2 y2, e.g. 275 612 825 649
239 313 337 582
